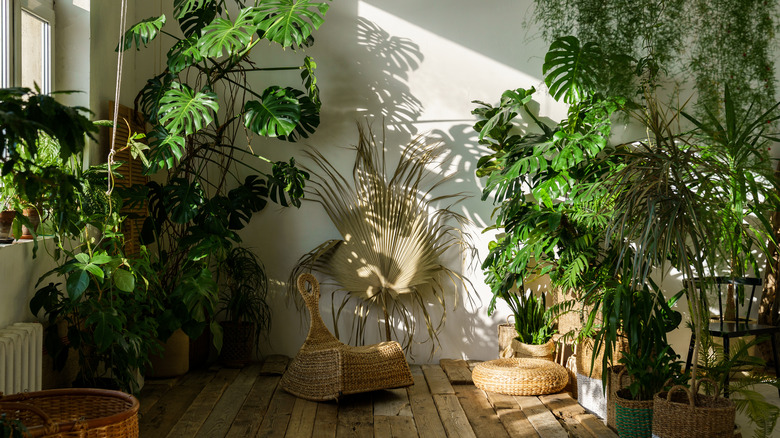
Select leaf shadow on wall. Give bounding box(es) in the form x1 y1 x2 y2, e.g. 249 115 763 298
354 17 424 135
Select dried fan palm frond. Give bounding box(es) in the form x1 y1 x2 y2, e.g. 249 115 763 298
290 124 475 356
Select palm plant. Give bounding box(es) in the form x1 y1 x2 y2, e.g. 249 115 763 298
290 124 474 355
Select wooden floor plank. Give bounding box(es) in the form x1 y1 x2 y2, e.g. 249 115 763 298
139 370 216 437
311 402 338 438
514 396 568 438
407 366 447 438
561 417 594 438
166 368 240 437
454 384 510 438
194 364 261 438
260 355 290 375
336 393 373 438
483 390 518 410
374 415 418 438
255 385 298 438
138 378 177 418
575 413 619 438
496 409 540 438
538 392 586 419
440 359 473 384
225 373 283 438
421 364 454 395
284 398 318 438
433 394 477 438
373 388 412 417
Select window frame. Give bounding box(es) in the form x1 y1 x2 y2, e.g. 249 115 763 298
2 0 54 91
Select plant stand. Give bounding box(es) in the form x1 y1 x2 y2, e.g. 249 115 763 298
147 329 189 378
220 321 255 368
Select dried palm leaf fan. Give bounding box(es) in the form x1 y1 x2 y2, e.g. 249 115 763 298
291 124 474 356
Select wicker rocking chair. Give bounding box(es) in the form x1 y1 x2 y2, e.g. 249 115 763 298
280 273 414 401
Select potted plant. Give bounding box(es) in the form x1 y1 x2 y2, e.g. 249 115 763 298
216 246 270 368
118 0 331 358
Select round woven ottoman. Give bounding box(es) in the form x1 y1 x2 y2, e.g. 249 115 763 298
473 358 569 396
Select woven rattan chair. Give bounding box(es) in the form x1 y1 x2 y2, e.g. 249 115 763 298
280 273 414 401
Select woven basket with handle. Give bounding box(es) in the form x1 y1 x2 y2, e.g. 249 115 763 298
0 388 138 437
652 378 735 438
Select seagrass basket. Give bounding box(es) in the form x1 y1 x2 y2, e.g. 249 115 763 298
608 365 633 431
280 274 413 401
652 378 735 438
614 387 653 438
0 388 139 437
472 358 569 396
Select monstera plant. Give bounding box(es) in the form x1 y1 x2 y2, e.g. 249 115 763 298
118 0 329 346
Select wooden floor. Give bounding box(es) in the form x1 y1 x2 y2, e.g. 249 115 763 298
138 356 618 438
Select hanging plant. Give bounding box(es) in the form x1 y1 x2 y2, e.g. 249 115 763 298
290 124 475 356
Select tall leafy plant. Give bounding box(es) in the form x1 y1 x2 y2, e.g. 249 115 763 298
474 37 625 339
120 0 330 345
290 124 474 355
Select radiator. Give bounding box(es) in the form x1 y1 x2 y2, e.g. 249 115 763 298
0 322 43 395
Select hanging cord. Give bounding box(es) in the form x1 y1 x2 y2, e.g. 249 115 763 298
106 0 128 207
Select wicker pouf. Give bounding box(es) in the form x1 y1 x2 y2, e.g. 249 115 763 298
473 358 569 396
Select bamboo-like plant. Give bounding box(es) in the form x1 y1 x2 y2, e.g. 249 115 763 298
290 124 474 355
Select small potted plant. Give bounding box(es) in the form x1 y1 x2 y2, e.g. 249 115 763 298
0 178 18 243
217 246 270 368
494 274 556 360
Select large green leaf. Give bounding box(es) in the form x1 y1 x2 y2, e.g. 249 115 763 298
300 56 320 106
163 177 205 223
86 309 122 352
243 86 301 137
158 82 219 136
117 15 166 52
113 268 135 293
543 36 603 104
198 8 257 59
137 73 172 124
167 36 203 74
177 0 221 38
255 0 330 48
145 126 186 174
278 89 320 142
174 0 211 19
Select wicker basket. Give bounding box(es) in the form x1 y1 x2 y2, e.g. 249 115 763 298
615 387 653 438
607 365 633 431
652 379 735 438
280 274 413 401
473 358 569 396
0 388 139 437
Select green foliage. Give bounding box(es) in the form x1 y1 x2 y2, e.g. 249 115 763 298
0 414 27 438
123 0 329 350
117 15 167 52
503 286 555 345
217 246 271 345
543 36 603 103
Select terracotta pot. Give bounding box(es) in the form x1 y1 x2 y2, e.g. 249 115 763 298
220 321 255 368
147 329 190 378
20 207 40 239
0 210 15 240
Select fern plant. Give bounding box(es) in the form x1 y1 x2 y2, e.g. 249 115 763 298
118 0 330 345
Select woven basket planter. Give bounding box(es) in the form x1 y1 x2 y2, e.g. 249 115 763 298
652 379 735 438
0 388 139 437
473 358 568 396
500 338 555 361
615 388 653 438
607 365 633 431
220 321 255 368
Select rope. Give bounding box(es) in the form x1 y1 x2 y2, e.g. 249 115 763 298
106 0 128 204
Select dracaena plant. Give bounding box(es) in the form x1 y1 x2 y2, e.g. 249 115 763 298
118 0 330 346
290 124 475 356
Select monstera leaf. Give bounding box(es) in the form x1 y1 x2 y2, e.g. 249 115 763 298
177 0 221 37
158 82 219 136
243 86 301 137
198 8 258 59
174 0 212 19
278 89 320 142
300 56 320 106
227 175 269 229
117 15 166 52
255 0 330 48
167 36 203 74
163 177 205 223
145 126 185 174
137 73 172 124
542 36 603 104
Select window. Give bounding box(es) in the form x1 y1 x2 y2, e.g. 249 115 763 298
1 0 54 91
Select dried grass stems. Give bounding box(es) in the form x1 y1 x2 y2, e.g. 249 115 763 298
290 124 475 357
